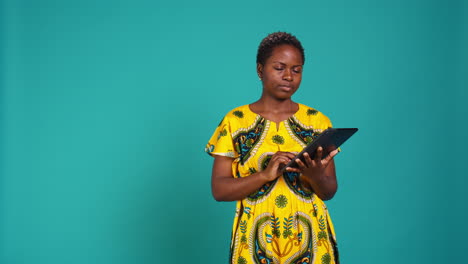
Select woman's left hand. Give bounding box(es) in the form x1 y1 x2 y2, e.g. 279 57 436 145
286 146 337 177
286 146 339 200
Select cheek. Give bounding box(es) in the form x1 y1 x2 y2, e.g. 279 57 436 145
264 73 279 83
294 76 302 86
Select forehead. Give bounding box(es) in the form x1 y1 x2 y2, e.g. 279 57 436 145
267 44 303 65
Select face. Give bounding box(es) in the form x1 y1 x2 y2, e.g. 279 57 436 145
257 44 303 100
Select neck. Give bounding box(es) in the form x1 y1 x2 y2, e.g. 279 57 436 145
255 96 296 113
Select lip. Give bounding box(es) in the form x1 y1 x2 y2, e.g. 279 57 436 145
278 85 293 91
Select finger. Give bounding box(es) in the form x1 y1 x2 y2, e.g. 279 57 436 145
295 158 307 169
271 153 286 160
277 154 292 162
285 167 301 173
277 158 292 173
323 149 339 164
274 151 289 156
280 157 291 164
328 149 339 159
303 152 314 166
272 152 288 161
284 152 297 159
273 157 290 166
315 146 323 162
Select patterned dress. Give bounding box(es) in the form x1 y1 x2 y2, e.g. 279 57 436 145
205 103 339 264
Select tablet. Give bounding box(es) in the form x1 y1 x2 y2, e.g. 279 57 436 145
283 128 358 170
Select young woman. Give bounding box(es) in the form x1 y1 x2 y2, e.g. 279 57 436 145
206 32 340 264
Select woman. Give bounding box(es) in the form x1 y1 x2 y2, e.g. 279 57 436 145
205 32 339 264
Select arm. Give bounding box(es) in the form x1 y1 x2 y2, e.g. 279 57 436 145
287 147 338 201
211 152 296 201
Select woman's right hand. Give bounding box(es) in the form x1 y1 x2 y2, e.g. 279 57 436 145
211 151 295 201
260 151 296 181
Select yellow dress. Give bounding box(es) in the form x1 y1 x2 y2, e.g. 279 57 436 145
206 103 339 264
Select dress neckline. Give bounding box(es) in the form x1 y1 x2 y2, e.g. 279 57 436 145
246 103 301 124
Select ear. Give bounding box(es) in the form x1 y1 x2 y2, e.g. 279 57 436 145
256 63 264 80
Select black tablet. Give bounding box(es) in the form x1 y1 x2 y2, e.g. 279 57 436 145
283 128 358 170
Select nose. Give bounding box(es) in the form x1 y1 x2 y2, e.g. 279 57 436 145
282 69 293 81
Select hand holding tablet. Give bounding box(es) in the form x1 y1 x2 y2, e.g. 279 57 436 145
282 128 358 171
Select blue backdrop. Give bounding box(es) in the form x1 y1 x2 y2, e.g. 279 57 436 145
2 0 467 263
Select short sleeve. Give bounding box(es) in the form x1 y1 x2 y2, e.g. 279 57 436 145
316 110 341 153
327 117 342 153
205 117 239 158
321 113 333 130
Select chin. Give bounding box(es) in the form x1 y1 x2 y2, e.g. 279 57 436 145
276 92 296 100
274 95 294 101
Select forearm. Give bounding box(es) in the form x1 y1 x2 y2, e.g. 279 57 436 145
302 173 337 201
212 172 270 201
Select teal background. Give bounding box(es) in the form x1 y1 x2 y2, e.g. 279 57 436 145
2 0 467 263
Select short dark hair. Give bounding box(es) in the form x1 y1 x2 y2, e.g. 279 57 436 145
256 32 305 65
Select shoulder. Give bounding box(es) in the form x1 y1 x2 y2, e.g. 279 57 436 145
219 104 257 126
227 105 251 119
294 103 333 128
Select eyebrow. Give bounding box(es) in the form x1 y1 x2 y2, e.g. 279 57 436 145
272 61 303 67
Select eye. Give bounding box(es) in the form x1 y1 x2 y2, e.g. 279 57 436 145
274 66 284 71
293 67 302 73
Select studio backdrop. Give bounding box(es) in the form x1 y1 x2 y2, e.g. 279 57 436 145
1 0 467 263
